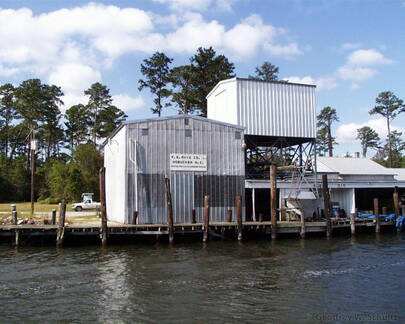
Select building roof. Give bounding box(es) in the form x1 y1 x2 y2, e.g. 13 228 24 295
389 168 405 181
102 114 244 147
317 157 396 176
206 77 316 99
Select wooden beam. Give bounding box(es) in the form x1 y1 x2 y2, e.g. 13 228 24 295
252 188 256 222
393 189 400 219
374 198 380 233
322 174 332 238
270 165 277 240
165 178 174 244
226 209 232 222
236 195 243 241
99 167 108 246
350 212 356 235
203 195 210 242
191 209 196 224
51 209 56 225
56 202 66 247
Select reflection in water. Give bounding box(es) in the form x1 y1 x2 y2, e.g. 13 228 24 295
0 233 404 323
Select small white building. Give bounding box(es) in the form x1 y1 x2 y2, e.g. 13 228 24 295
246 157 405 219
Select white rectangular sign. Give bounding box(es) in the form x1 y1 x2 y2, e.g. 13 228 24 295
170 153 207 171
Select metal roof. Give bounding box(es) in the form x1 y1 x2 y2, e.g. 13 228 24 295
206 77 316 99
102 114 244 146
317 157 396 176
389 168 405 181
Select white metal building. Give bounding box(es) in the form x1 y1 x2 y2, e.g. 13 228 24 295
246 157 405 218
207 77 316 139
103 115 245 224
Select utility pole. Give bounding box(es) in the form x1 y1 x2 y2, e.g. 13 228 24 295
30 130 37 216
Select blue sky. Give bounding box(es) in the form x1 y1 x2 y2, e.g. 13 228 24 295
0 0 404 155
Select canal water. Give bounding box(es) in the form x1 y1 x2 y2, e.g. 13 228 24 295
0 233 404 323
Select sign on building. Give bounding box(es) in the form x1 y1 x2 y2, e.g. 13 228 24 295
170 153 207 171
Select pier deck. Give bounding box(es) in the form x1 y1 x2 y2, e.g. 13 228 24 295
0 218 396 246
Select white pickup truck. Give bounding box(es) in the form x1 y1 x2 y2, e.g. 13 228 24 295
72 193 101 212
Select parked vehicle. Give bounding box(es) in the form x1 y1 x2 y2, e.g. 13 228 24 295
72 193 101 212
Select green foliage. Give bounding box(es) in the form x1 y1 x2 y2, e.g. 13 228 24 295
317 106 339 157
72 143 103 200
139 52 173 116
356 126 380 157
65 104 91 151
249 62 279 81
84 82 127 143
0 83 17 158
187 47 235 116
369 91 404 167
168 65 194 114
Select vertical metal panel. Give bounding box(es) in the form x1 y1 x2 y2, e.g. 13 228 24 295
104 126 127 223
330 188 355 215
208 78 316 138
122 116 245 224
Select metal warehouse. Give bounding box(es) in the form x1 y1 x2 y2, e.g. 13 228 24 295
103 115 245 224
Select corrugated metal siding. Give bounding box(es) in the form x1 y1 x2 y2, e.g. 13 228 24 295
237 79 316 138
125 117 245 224
330 188 355 214
104 126 127 223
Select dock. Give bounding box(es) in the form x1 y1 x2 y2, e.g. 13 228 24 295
0 218 396 246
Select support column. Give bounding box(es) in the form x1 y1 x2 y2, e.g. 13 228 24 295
322 174 332 238
270 165 277 240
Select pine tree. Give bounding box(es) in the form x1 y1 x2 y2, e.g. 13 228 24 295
317 106 339 157
138 52 173 117
356 126 380 157
249 61 279 81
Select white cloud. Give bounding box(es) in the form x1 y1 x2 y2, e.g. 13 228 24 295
264 42 302 57
283 75 337 90
337 48 393 87
341 42 361 51
347 49 393 66
153 0 235 12
336 118 405 144
48 63 101 93
113 94 145 112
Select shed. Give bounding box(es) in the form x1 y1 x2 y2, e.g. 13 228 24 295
103 115 245 224
207 77 316 139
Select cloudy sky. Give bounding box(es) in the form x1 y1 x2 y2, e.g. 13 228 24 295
0 0 404 155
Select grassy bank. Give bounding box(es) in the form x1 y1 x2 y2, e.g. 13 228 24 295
0 202 75 213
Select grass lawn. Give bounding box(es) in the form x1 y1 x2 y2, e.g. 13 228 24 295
0 202 75 213
0 202 100 224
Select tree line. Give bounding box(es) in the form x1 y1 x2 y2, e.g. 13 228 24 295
0 46 276 204
0 80 126 203
316 91 405 167
138 47 279 116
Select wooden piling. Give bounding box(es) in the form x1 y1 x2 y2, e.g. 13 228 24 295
12 210 19 246
402 206 405 217
51 209 56 225
350 212 356 235
132 211 138 225
99 167 108 246
226 209 232 222
259 213 263 222
191 209 196 224
165 178 174 244
393 189 400 219
322 174 332 238
203 195 210 242
12 210 18 225
382 206 388 215
236 195 243 241
374 198 380 233
300 212 305 239
252 188 256 221
270 164 277 240
56 202 66 247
